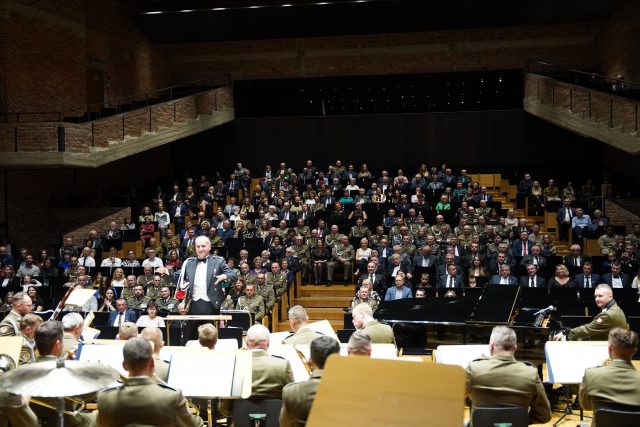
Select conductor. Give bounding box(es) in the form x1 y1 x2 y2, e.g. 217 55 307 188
182 236 237 316
553 284 627 341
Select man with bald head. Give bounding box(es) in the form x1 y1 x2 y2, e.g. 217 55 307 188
554 284 627 341
282 305 323 345
140 327 169 382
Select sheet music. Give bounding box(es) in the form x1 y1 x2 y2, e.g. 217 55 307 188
269 345 310 382
435 345 490 368
545 341 609 384
338 343 399 359
65 289 97 307
168 352 237 397
78 343 127 376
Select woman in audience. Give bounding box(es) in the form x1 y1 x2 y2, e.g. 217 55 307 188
256 219 271 239
26 286 44 311
40 258 59 282
138 206 153 224
120 217 136 230
121 250 140 268
35 249 49 268
540 234 557 257
165 249 180 268
411 187 423 204
371 187 386 205
487 209 500 226
111 268 126 288
467 256 489 282
1 265 17 288
339 189 354 205
354 238 372 277
395 194 412 216
310 239 330 284
184 186 197 208
234 220 255 239
632 267 640 290
348 203 368 222
225 278 246 307
154 201 170 234
229 207 241 224
0 292 14 314
435 194 451 212
548 264 576 288
139 215 155 248
504 209 519 229
136 301 165 328
358 164 372 179
200 186 216 213
97 286 117 312
562 181 576 202
390 189 402 205
265 205 278 221
269 236 286 263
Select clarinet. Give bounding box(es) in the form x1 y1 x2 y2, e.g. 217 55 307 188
49 285 74 321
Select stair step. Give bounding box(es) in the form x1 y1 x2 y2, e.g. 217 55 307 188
295 296 353 307
306 307 349 319
300 286 354 297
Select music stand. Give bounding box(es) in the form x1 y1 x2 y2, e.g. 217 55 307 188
164 315 232 345
306 355 465 427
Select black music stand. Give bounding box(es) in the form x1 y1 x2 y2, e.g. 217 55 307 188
467 285 520 325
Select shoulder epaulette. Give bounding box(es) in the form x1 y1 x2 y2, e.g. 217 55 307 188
282 333 295 341
271 354 287 360
157 382 178 391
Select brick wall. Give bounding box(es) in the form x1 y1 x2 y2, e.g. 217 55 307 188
604 199 640 231
160 22 598 82
0 0 168 116
51 207 131 249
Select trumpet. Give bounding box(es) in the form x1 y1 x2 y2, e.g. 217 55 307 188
30 396 87 416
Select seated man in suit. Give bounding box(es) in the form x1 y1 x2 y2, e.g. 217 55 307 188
602 262 631 288
357 262 385 295
519 245 546 270
109 299 138 327
438 264 464 289
519 264 546 288
579 328 640 418
466 326 551 425
491 265 517 285
384 274 412 301
574 261 600 289
512 231 533 257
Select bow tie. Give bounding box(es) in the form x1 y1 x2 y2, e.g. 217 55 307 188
613 275 620 279
197 258 208 263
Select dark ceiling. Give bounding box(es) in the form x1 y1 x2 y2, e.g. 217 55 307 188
122 0 619 44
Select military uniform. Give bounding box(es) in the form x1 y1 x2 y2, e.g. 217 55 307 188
62 332 79 359
19 335 36 364
0 390 38 427
291 244 310 280
350 296 379 313
568 300 627 341
237 294 266 323
369 233 388 247
254 284 275 313
473 223 487 235
579 359 640 426
280 370 323 427
154 355 170 383
431 224 451 242
0 311 21 336
127 295 148 315
598 234 617 255
267 271 288 301
146 285 163 301
408 224 427 238
327 243 354 282
294 226 310 238
209 235 224 249
219 349 294 416
282 326 323 345
465 354 551 425
325 233 344 249
400 243 417 259
137 274 154 287
349 225 370 239
241 273 257 286
276 227 289 240
156 297 178 314
626 232 640 249
161 236 181 253
360 320 396 345
97 376 202 427
121 287 135 300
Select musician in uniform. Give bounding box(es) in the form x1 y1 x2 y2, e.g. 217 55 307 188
347 331 372 356
220 325 293 416
465 326 551 425
579 327 640 424
236 284 265 324
351 303 396 345
282 305 323 345
61 312 84 359
0 292 32 337
554 284 627 341
18 313 42 364
97 338 203 427
0 355 38 427
280 336 340 427
140 327 170 383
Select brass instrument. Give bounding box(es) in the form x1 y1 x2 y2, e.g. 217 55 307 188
294 346 313 376
30 397 87 416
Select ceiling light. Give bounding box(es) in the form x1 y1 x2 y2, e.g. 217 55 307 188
212 7 227 11
317 2 329 4
145 11 163 14
281 3 292 6
179 9 193 12
248 5 263 8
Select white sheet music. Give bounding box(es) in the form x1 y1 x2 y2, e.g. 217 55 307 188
435 345 490 369
78 343 127 376
269 345 310 382
545 341 609 384
168 352 237 397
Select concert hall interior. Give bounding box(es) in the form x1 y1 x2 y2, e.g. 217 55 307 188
2 0 640 426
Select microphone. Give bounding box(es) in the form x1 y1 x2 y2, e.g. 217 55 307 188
533 305 556 316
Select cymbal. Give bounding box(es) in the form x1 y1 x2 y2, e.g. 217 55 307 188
0 359 120 398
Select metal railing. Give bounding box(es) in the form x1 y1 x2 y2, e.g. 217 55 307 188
1 74 231 123
527 60 640 101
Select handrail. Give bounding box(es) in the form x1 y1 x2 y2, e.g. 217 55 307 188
1 73 231 123
527 60 640 93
